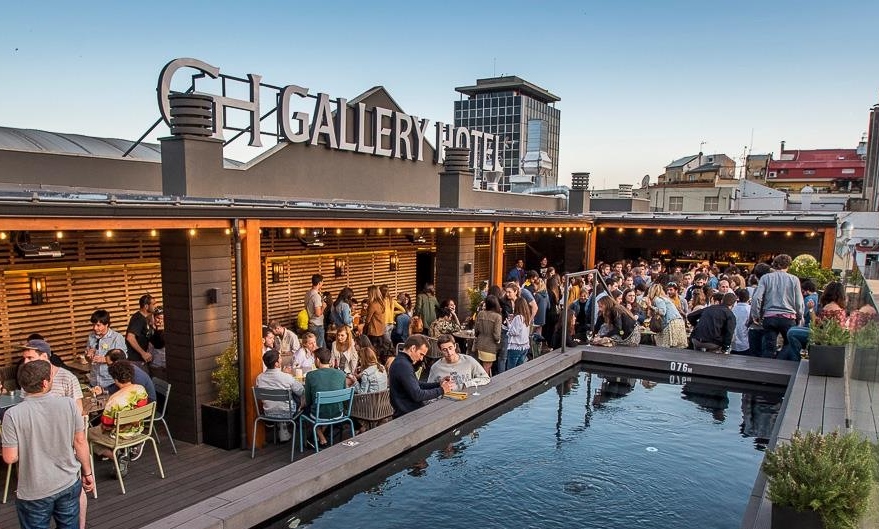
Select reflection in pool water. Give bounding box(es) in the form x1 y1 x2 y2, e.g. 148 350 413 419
267 366 783 529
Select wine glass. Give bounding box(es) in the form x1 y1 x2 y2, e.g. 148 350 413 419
471 378 481 396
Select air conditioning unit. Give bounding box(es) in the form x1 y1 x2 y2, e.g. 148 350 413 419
857 238 878 247
767 171 777 179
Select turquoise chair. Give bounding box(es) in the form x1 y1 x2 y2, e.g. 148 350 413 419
252 387 300 462
298 387 355 453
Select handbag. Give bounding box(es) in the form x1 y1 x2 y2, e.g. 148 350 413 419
649 313 664 333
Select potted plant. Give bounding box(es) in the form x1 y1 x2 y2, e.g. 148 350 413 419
763 430 875 529
201 333 241 450
852 320 879 382
808 318 850 377
789 254 838 290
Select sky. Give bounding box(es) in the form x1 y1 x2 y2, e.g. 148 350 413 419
2 0 878 190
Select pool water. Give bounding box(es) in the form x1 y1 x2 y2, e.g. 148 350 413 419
268 366 783 529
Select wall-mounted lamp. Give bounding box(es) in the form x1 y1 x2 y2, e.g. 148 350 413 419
30 276 47 305
334 257 347 277
271 262 283 283
389 253 399 272
206 287 219 305
463 262 473 274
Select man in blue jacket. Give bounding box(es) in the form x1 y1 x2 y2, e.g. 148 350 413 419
389 335 453 417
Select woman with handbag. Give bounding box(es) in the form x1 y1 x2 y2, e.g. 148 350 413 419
647 283 688 348
592 295 640 346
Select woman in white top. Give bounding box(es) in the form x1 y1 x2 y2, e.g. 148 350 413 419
505 296 533 371
333 325 356 372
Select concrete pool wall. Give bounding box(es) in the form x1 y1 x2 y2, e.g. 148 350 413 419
144 346 797 529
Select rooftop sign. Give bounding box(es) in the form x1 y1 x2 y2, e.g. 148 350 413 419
157 58 498 170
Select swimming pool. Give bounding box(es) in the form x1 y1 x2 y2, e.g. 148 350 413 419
267 365 783 529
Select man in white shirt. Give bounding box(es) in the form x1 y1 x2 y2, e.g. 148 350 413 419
255 350 304 442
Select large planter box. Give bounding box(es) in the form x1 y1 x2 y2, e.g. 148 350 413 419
808 344 845 377
201 404 241 450
851 346 878 382
771 503 823 529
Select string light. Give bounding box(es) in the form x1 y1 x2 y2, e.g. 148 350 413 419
336 228 342 235
105 230 113 238
414 228 420 234
0 232 6 240
189 228 197 237
656 229 663 234
149 230 157 237
636 228 643 234
763 230 769 236
740 230 746 236
785 231 792 237
617 227 624 233
56 231 64 239
357 228 363 234
299 228 306 235
808 231 816 237
718 230 724 235
224 228 231 235
676 229 682 235
430 228 436 233
284 228 292 235
696 229 703 235
396 228 402 234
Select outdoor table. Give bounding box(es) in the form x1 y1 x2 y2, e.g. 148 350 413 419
452 330 477 357
83 393 109 415
0 393 24 410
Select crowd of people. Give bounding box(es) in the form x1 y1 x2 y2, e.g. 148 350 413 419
574 254 878 358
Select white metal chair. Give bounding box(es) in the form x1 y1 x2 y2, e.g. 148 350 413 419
151 377 177 454
298 387 355 453
252 387 301 462
88 402 164 494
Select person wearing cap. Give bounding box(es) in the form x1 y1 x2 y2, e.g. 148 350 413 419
85 309 127 389
21 339 83 415
2 359 95 529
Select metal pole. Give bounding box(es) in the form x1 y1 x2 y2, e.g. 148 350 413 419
232 218 247 450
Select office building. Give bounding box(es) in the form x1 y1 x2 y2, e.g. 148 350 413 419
454 76 561 190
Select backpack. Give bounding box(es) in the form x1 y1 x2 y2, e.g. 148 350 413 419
296 309 309 331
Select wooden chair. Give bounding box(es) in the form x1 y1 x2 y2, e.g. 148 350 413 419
350 389 394 432
88 402 164 494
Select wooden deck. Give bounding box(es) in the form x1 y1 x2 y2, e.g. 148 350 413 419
0 433 302 529
741 359 879 529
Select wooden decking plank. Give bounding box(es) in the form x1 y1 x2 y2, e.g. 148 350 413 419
797 374 826 433
823 376 845 409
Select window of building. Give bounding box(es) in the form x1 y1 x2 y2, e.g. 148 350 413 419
842 168 855 174
803 169 815 175
668 196 684 211
704 197 719 211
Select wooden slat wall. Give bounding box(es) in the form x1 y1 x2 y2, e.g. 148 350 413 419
0 263 162 368
0 230 163 367
474 232 491 289
261 231 430 327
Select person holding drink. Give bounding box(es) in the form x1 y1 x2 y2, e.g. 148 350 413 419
85 310 126 388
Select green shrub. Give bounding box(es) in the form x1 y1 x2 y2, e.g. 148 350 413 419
763 430 876 529
211 332 239 409
853 320 879 349
789 254 837 290
809 317 851 347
